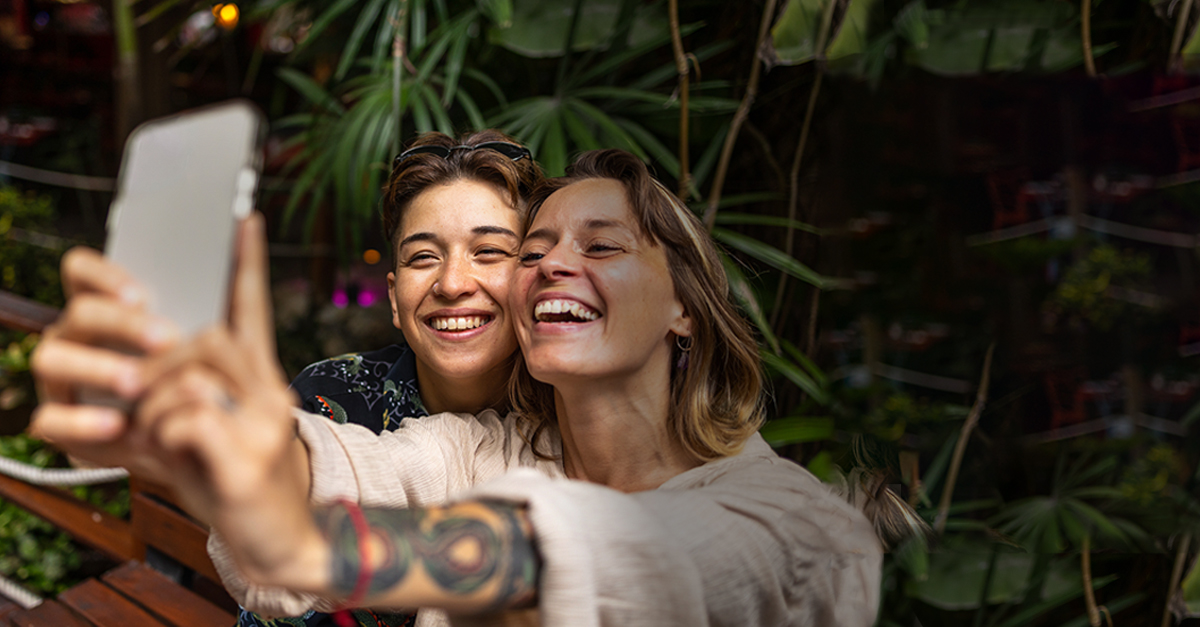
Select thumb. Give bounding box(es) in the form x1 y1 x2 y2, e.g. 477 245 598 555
230 213 277 370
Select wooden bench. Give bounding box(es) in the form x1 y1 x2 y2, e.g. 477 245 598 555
0 289 235 626
0 562 234 627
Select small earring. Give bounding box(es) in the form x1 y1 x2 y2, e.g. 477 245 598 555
675 335 692 371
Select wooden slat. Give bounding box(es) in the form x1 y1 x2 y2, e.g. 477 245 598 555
0 473 138 562
0 290 58 334
58 579 163 627
102 562 234 627
128 478 177 505
130 493 219 583
8 599 93 627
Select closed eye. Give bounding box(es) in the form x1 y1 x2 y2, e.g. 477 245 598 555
587 242 622 255
401 252 438 267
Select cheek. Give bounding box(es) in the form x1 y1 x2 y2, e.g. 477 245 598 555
508 268 536 318
391 272 428 316
480 262 517 295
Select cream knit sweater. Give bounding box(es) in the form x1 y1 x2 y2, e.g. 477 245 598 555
208 409 882 627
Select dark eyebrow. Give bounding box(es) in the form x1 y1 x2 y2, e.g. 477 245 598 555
474 226 519 238
583 219 624 231
398 232 437 248
522 227 555 243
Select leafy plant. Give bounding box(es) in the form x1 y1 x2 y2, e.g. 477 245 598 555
990 453 1148 554
0 332 39 414
0 435 130 596
1045 245 1152 331
0 186 62 307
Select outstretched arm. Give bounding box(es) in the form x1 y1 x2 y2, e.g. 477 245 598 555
276 499 539 612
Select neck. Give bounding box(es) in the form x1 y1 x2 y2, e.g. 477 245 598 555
552 360 701 493
415 358 512 415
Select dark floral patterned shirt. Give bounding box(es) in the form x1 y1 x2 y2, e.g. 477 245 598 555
236 344 426 627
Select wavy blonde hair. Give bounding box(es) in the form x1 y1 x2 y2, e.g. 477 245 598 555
510 150 764 461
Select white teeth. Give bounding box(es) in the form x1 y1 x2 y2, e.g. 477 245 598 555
534 299 600 322
430 316 488 331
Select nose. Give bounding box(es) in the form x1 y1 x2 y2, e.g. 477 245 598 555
433 255 477 299
537 243 579 280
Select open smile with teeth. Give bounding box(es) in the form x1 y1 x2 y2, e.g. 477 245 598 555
534 299 601 323
429 315 491 331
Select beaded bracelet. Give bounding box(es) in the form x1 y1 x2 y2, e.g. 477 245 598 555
332 498 373 627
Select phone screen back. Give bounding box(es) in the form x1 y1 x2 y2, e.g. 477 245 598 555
105 101 263 337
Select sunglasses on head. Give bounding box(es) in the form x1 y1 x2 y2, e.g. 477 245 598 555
392 141 531 169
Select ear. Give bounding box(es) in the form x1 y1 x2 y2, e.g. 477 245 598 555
387 272 401 330
668 301 692 339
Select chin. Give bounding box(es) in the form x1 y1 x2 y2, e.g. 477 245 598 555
525 356 600 385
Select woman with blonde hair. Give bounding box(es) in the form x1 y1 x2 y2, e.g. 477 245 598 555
33 150 882 626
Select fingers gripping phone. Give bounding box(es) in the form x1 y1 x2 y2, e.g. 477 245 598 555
82 101 264 408
106 100 265 336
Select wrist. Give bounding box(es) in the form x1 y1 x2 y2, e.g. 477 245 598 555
240 513 330 593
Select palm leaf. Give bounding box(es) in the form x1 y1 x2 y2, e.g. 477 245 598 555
714 212 825 234
993 574 1118 627
759 416 834 446
291 0 362 59
761 349 830 404
277 68 345 115
719 251 780 354
560 106 602 152
453 88 486 131
568 99 647 159
540 113 569 177
712 228 827 288
335 0 390 81
613 118 679 179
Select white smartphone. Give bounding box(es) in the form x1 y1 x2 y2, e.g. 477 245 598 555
105 100 265 337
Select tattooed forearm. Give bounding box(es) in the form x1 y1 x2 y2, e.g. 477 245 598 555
317 499 540 610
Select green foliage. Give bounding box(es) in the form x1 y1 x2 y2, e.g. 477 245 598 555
0 435 129 596
1117 444 1185 506
1045 245 1152 330
905 537 1086 610
0 333 39 412
487 0 666 57
974 236 1078 272
989 453 1148 553
241 2 1191 623
770 0 1117 80
0 186 62 307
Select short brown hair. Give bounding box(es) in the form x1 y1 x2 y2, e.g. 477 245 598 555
510 149 765 461
381 130 543 256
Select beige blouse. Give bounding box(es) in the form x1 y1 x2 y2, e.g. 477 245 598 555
209 409 882 627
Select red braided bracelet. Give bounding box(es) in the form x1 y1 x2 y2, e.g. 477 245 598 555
332 498 373 627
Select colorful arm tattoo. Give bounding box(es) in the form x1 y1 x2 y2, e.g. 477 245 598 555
318 500 539 611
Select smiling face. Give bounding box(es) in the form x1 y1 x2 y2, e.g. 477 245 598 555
511 178 691 387
388 179 521 382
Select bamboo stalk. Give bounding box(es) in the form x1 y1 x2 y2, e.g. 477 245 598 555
1082 534 1101 627
112 0 141 147
1163 534 1192 627
769 70 824 330
1171 0 1196 73
701 0 779 229
668 0 691 200
392 0 409 157
934 342 995 534
1081 0 1096 77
